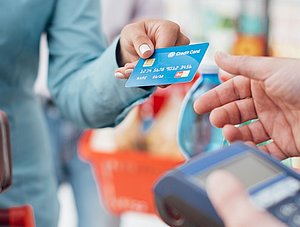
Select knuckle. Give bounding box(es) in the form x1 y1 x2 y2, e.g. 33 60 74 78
172 23 181 32
163 20 180 32
122 21 139 33
135 34 147 43
233 56 249 69
183 36 190 44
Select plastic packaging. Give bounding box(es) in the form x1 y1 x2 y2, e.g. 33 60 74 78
178 65 224 158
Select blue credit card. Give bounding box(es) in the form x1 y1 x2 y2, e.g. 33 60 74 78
125 43 209 87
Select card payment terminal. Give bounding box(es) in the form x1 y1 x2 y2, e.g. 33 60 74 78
154 142 300 227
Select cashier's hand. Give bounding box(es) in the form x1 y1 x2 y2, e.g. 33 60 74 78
194 53 300 159
114 19 190 79
207 170 286 227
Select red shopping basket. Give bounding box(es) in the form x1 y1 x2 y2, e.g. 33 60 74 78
0 206 35 227
78 79 202 215
79 130 184 215
0 111 35 227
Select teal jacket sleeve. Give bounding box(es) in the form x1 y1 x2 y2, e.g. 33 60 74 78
46 0 154 128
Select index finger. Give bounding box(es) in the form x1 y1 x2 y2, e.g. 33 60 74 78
121 21 155 59
215 52 274 81
194 76 251 114
153 20 188 48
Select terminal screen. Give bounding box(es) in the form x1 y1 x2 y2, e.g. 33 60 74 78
196 152 281 189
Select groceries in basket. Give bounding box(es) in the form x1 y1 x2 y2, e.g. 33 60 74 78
90 85 190 159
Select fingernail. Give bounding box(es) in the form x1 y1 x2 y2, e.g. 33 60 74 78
115 72 125 79
139 44 151 55
125 69 133 76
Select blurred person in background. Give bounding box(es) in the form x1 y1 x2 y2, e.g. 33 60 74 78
1 0 189 227
34 0 164 227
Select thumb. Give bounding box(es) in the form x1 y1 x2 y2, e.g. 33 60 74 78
133 35 154 59
137 43 154 59
206 170 285 227
215 52 273 81
123 22 155 59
